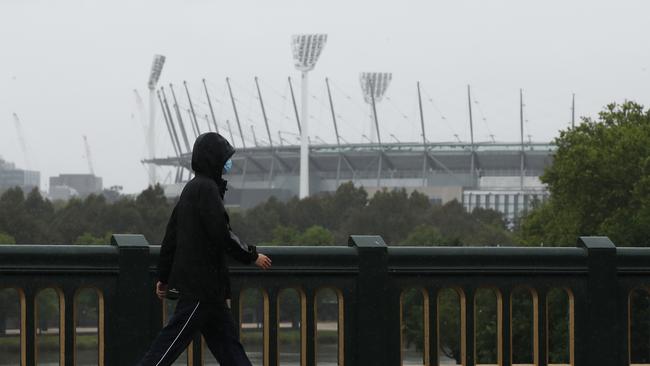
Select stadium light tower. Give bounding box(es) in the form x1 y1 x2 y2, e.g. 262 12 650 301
291 34 327 199
147 54 166 186
360 72 392 143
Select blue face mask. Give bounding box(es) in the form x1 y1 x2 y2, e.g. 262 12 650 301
223 159 233 174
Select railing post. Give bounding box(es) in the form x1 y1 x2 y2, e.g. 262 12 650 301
304 287 316 366
109 234 153 366
500 287 511 366
267 287 279 366
24 288 36 366
348 235 398 366
63 288 75 366
536 287 548 366
427 286 439 366
577 236 618 366
464 286 476 366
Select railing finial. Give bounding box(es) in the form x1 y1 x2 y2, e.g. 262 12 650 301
110 234 149 247
347 235 386 248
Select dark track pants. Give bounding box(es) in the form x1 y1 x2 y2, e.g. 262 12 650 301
136 298 253 366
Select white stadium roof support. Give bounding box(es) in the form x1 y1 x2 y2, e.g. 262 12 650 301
147 54 166 186
291 34 327 199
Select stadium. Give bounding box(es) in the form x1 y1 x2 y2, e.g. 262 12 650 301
147 141 554 222
141 46 556 223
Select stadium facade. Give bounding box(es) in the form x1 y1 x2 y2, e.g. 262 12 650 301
147 141 554 223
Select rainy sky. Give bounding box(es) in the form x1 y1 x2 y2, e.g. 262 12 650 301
1 0 649 193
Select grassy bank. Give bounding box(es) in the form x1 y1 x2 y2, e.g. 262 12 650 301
241 329 338 345
0 334 98 353
0 329 338 354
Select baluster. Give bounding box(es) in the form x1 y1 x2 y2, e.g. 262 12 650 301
24 287 36 366
336 288 345 366
267 287 279 366
64 288 75 366
464 287 475 366
97 289 105 366
427 286 439 366
501 287 511 366
304 287 316 366
537 288 547 366
619 285 631 366
102 285 118 366
389 286 402 366
342 287 356 366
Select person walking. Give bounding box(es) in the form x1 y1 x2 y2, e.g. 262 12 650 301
136 132 272 366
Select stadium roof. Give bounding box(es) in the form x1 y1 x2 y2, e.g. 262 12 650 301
145 142 555 178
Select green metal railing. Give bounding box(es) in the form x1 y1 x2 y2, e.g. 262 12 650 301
0 234 647 365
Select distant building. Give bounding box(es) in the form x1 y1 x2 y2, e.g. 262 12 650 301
48 185 79 201
462 176 550 222
49 174 102 200
0 158 40 194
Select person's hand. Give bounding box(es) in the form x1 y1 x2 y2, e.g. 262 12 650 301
156 281 168 300
255 254 272 270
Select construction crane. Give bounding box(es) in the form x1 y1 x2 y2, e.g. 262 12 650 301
83 135 95 175
12 113 31 169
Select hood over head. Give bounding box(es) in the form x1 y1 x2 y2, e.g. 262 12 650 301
191 132 235 181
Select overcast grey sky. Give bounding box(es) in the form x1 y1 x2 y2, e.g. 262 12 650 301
1 0 649 193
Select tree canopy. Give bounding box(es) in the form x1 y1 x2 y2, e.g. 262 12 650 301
230 183 513 246
518 101 650 246
0 185 172 245
0 182 511 247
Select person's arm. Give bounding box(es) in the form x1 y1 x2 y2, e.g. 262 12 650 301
198 182 228 247
199 182 271 269
225 230 271 269
225 229 259 264
156 206 178 298
223 213 271 268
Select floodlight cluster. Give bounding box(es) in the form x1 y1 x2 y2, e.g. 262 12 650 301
360 72 392 104
291 34 328 72
148 55 166 90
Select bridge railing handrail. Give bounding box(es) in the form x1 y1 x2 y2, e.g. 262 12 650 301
0 235 647 366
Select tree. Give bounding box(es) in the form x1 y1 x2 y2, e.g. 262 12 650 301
471 207 507 229
233 197 288 245
0 232 15 244
0 188 28 243
269 225 300 245
0 187 55 243
342 188 431 244
286 196 327 231
519 101 650 246
430 201 514 246
74 232 111 245
23 188 55 243
298 225 334 246
135 185 173 244
48 195 106 243
400 224 449 246
267 225 335 246
325 182 368 242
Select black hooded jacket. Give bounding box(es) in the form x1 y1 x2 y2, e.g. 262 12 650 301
157 132 258 302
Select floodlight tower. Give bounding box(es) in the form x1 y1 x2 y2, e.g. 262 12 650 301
147 54 166 186
360 72 392 143
291 34 327 199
